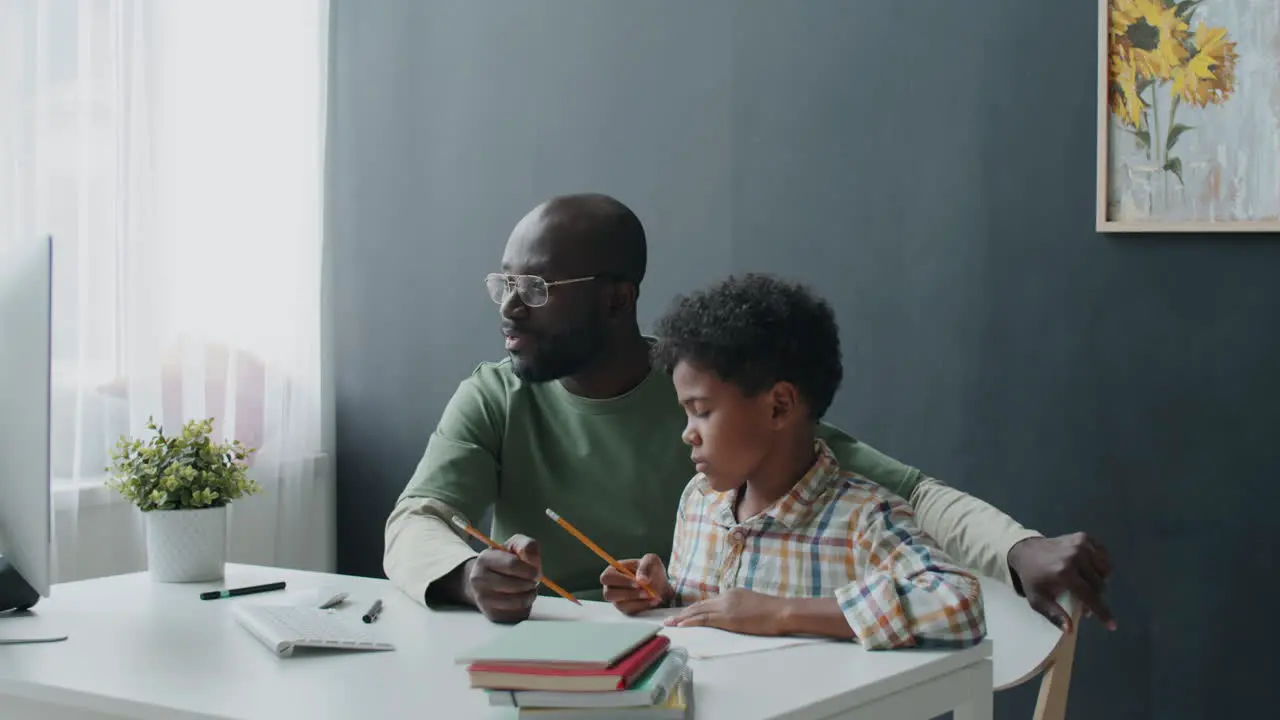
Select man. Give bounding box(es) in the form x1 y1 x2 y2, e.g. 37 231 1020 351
384 193 1115 632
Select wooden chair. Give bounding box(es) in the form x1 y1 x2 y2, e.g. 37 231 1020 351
977 575 1083 720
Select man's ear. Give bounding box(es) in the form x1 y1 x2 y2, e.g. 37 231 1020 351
768 382 803 428
606 281 638 320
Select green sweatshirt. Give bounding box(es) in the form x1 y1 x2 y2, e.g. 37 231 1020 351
388 357 928 600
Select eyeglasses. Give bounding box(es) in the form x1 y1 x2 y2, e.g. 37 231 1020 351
484 273 598 307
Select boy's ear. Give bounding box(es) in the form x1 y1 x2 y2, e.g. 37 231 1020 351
768 382 803 428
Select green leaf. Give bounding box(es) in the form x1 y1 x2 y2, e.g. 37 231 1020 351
1166 123 1194 152
1175 1 1202 18
1164 157 1185 184
1129 128 1152 150
105 416 261 510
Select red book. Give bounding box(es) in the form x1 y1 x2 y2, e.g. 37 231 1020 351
468 635 672 692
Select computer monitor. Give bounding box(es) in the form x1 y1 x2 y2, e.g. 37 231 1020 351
0 236 52 613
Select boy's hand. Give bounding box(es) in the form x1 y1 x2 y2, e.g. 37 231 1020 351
600 554 670 615
665 589 787 636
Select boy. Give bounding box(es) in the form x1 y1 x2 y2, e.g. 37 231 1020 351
600 273 986 649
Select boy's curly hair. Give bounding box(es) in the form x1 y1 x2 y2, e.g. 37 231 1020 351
651 273 843 420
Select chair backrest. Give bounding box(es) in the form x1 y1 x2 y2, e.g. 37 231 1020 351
977 575 1082 720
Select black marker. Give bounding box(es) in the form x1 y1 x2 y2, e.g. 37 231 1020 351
199 581 287 601
362 599 383 624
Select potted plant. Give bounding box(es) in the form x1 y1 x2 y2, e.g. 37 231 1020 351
106 417 260 582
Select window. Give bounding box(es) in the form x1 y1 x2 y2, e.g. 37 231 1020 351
2 0 328 487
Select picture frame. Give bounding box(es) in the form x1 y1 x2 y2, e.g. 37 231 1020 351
1096 0 1280 232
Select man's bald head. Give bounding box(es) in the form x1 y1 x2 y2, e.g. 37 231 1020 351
496 193 648 384
515 193 647 288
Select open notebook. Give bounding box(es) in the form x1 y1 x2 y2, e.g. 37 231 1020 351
530 603 830 660
232 604 395 657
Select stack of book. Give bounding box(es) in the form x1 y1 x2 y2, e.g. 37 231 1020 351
456 621 692 719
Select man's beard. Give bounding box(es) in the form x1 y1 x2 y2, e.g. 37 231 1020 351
510 323 608 383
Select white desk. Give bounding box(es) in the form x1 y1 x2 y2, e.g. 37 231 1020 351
0 564 993 720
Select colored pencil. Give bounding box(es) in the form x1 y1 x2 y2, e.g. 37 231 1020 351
450 516 580 605
544 508 659 601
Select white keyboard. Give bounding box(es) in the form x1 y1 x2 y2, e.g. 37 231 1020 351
232 604 395 657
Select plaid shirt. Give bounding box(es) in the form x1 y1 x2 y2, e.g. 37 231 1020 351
667 440 986 650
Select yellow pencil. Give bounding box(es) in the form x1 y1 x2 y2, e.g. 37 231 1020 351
450 516 580 605
544 508 660 601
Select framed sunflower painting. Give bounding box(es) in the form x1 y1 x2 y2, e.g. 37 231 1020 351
1097 0 1280 232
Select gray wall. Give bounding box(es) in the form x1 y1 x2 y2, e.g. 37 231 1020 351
330 2 1280 718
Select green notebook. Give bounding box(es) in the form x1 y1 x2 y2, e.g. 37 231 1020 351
455 621 660 668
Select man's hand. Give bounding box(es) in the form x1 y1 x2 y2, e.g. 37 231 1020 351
601 554 671 615
664 589 787 636
464 534 542 624
1008 532 1115 633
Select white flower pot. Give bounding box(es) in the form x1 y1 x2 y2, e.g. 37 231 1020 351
144 505 229 583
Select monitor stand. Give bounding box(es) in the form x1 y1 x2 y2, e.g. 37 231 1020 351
0 555 39 613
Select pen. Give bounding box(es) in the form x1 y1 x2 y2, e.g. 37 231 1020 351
318 591 349 610
544 508 659 600
362 599 383 623
450 516 581 605
199 581 287 601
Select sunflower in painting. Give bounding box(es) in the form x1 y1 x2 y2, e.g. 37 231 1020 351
1171 22 1239 107
1107 1 1238 183
1111 0 1189 81
1110 50 1149 131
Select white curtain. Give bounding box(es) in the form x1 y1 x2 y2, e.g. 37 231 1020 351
0 0 334 582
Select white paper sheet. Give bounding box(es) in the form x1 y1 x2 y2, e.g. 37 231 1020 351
529 600 831 660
